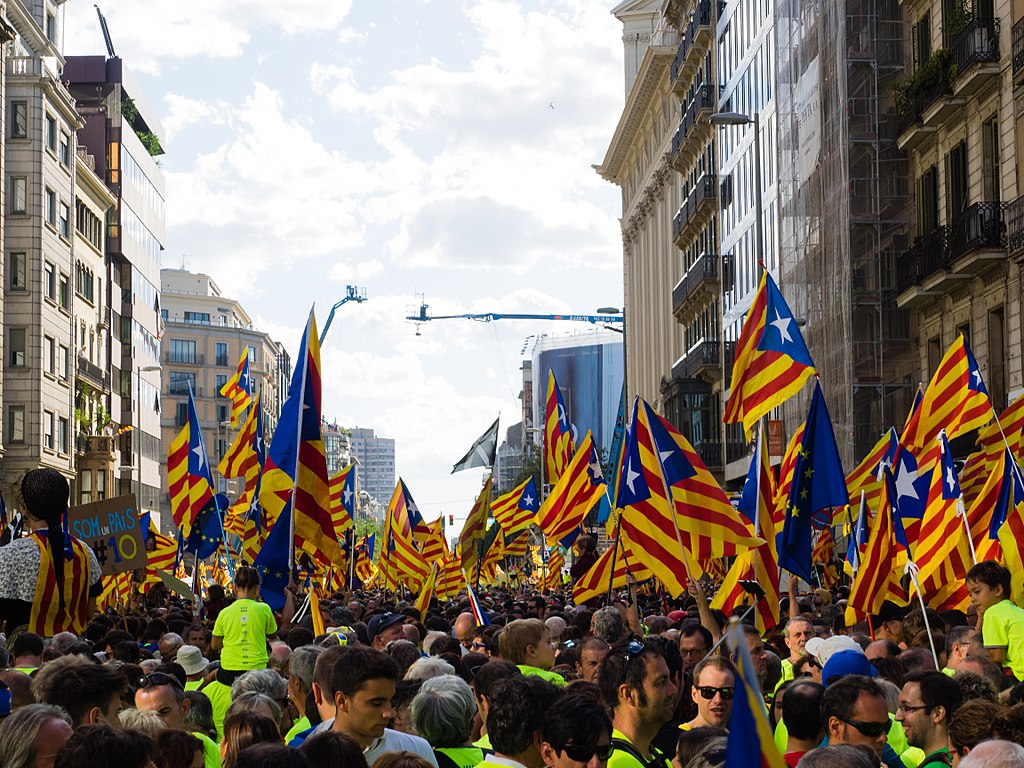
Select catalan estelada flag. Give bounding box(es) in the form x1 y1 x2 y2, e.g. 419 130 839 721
380 480 429 589
354 533 377 586
437 549 463 600
420 516 449 564
913 431 972 611
724 269 816 436
545 370 575 484
905 335 993 452
328 465 355 538
572 529 652 605
535 432 605 546
168 386 215 539
993 450 1024 605
713 427 780 633
460 477 493 576
724 618 787 768
219 349 254 428
978 393 1024 458
643 401 763 563
258 309 340 567
779 381 849 585
219 392 266 562
415 564 439 618
845 467 908 624
491 476 539 535
28 532 93 636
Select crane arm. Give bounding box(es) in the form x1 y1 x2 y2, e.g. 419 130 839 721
319 285 368 345
406 304 622 324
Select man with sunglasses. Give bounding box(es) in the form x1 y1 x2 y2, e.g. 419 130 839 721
135 670 221 768
821 676 902 768
541 695 613 768
894 671 962 768
682 656 735 730
598 640 676 768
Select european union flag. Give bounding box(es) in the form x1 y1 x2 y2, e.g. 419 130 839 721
756 271 815 366
779 381 849 584
252 499 292 611
186 494 228 560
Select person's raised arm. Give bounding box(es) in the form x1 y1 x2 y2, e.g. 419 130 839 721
688 576 720 646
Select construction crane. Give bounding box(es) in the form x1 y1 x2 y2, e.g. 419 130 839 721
319 285 368 344
407 301 623 336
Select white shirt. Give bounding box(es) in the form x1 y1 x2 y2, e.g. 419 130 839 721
365 728 438 767
485 756 530 768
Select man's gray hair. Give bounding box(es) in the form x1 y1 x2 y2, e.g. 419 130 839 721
385 640 423 678
289 645 324 691
592 607 625 644
405 656 456 681
960 741 1024 768
423 631 447 655
544 617 567 644
232 667 288 701
0 703 71 768
796 745 877 768
410 674 477 748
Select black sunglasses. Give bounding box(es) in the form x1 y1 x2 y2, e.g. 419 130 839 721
696 685 735 700
559 743 614 763
839 717 890 738
138 672 183 690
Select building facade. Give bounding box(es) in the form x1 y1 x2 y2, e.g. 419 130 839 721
158 268 289 531
349 427 395 507
65 54 167 522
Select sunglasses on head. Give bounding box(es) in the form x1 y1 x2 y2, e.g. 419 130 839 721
137 672 183 690
559 743 614 763
696 685 735 700
619 639 646 663
839 717 890 738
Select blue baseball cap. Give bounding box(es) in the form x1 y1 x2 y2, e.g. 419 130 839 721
822 649 877 685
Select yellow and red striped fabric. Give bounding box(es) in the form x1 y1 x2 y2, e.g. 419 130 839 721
459 477 493 576
328 465 355 537
845 475 908 623
572 531 653 605
219 350 253 428
490 476 537 535
904 335 993 452
534 432 604 545
167 394 214 539
772 422 805 528
421 516 449 564
724 270 816 436
380 480 429 589
28 533 92 636
544 370 575 484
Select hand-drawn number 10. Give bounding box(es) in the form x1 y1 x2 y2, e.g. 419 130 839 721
108 534 138 563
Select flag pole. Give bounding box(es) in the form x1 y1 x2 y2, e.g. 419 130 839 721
906 561 940 669
939 429 977 565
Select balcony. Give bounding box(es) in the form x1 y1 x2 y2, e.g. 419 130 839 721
671 339 723 383
671 0 714 93
1007 196 1024 255
76 355 111 391
896 205 1007 307
693 440 749 472
673 173 719 248
1014 17 1024 85
165 350 205 365
672 253 731 325
671 84 717 173
895 51 955 151
950 18 1000 97
167 383 203 397
76 434 117 459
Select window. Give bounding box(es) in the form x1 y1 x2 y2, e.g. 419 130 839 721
918 166 939 235
217 404 229 422
7 327 27 367
945 140 968 225
45 114 55 152
80 470 92 504
10 177 26 213
59 133 70 166
58 345 68 380
957 322 971 346
169 339 197 364
76 200 103 251
8 252 25 290
169 370 196 395
247 345 257 363
75 262 95 302
10 101 26 138
45 188 56 226
982 117 1000 204
44 336 55 374
45 12 55 41
8 406 24 443
59 202 70 238
43 264 56 303
43 411 54 450
176 402 188 426
59 273 69 310
97 470 105 500
184 311 210 324
216 342 229 366
216 374 228 395
912 13 931 70
990 307 1006 411
58 417 69 453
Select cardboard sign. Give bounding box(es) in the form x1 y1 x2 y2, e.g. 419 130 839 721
767 419 785 458
67 494 147 576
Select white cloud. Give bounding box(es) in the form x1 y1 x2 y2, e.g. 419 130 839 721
63 1 355 73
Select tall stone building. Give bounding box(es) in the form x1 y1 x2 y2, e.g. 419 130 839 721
158 268 289 530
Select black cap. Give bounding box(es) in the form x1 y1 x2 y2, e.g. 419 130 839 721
367 612 405 644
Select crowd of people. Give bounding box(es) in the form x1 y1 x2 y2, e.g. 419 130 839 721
7 473 1024 767
3 552 1024 768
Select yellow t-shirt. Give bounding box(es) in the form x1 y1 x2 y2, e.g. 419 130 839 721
516 665 566 687
212 598 276 671
194 732 222 768
982 599 1024 681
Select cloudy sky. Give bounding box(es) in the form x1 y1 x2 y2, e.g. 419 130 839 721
64 0 626 527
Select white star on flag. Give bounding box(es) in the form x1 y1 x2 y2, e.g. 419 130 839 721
625 460 640 494
343 487 353 507
522 494 535 508
192 444 206 471
945 465 956 494
558 404 568 427
770 309 793 344
895 457 920 502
